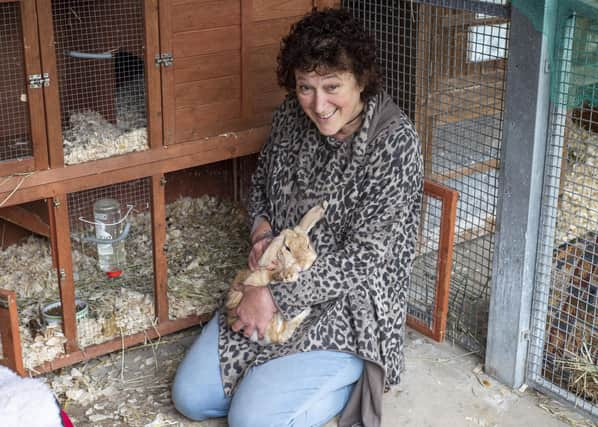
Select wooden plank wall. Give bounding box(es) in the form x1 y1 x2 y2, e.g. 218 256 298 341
168 0 313 144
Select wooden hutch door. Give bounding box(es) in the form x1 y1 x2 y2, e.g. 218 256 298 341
0 0 49 176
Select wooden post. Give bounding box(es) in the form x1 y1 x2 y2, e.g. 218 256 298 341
151 174 168 322
145 0 163 150
49 195 78 353
0 290 24 376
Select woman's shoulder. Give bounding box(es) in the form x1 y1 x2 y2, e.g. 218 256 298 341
364 92 419 153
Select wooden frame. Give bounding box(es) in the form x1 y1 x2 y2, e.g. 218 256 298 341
0 289 24 375
407 179 458 342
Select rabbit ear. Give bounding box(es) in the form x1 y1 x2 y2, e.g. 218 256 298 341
257 232 287 267
297 201 328 233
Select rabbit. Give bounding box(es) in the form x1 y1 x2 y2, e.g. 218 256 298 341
226 201 328 345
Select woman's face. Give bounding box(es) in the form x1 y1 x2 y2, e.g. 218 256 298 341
295 69 364 141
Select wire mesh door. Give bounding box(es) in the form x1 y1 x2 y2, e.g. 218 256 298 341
343 0 509 352
50 0 149 165
529 13 598 415
68 178 155 349
0 1 48 175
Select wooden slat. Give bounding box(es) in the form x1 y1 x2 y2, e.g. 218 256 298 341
0 158 35 177
151 175 168 322
21 0 49 170
175 75 241 108
36 0 63 168
249 45 279 93
29 314 210 374
175 51 241 83
159 0 175 145
145 0 163 150
174 26 241 57
0 204 49 237
248 16 297 48
172 0 239 32
175 99 241 142
314 0 341 8
252 89 285 115
51 195 78 352
241 0 252 119
253 0 311 22
249 44 279 73
0 289 24 376
0 126 270 207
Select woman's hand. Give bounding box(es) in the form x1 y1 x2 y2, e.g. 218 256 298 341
248 237 273 270
249 219 274 270
231 286 277 339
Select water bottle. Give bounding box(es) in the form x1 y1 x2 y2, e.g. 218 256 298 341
93 198 126 274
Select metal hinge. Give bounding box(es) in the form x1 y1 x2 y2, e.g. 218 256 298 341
58 268 66 280
28 73 50 89
155 52 173 67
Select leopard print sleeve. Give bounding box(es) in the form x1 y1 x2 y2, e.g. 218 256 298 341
247 109 283 227
270 121 423 318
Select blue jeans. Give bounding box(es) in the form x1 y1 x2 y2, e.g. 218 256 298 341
172 314 364 427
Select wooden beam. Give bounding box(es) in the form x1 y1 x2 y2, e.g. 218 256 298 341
29 314 208 375
151 174 169 322
0 126 269 208
0 205 50 237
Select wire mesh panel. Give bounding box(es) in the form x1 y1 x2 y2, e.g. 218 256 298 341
530 14 598 415
52 0 148 165
343 0 509 352
0 2 33 163
164 164 250 320
0 204 62 371
68 178 154 349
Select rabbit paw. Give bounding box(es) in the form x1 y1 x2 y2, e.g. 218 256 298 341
278 268 299 282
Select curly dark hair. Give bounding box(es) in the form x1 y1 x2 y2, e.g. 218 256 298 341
277 8 382 101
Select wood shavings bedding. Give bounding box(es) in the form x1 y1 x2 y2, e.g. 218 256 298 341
0 195 249 371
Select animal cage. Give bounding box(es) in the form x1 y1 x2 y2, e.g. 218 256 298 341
344 0 509 353
529 11 598 415
51 0 150 165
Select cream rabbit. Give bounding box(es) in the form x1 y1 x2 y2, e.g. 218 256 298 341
226 201 328 344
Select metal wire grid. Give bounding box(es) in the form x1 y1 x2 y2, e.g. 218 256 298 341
0 3 33 162
529 14 598 415
52 0 148 164
343 0 508 352
67 178 155 348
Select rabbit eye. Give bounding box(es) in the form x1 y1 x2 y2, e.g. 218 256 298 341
284 244 291 252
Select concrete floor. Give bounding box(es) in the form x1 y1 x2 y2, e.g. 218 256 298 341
45 326 596 427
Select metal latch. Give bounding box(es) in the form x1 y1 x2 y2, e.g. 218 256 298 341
155 53 173 67
28 73 50 89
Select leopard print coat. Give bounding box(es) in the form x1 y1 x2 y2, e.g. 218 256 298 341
217 91 422 427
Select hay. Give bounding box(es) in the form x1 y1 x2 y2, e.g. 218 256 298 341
0 195 249 371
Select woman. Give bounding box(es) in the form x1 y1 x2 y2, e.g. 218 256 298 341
172 8 422 427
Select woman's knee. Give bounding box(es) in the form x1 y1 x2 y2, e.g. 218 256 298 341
228 401 290 427
171 376 228 421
